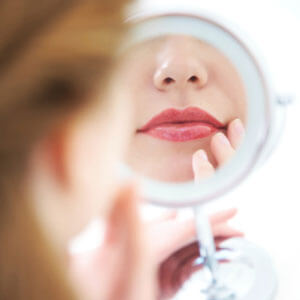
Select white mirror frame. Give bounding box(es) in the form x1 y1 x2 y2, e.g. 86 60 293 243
119 11 284 207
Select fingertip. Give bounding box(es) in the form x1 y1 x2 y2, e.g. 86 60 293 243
192 150 208 173
192 149 215 182
193 149 208 163
231 118 245 135
228 118 245 149
210 132 235 166
212 132 231 147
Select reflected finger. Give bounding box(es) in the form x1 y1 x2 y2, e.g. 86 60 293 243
227 118 245 150
210 132 235 166
192 149 215 182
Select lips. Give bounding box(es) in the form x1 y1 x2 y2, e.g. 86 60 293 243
137 107 225 142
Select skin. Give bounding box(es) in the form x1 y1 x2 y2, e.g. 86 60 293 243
70 208 243 300
117 35 247 182
193 118 246 181
28 55 243 300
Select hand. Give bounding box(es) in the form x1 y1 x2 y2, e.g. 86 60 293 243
193 118 245 181
149 209 243 299
149 208 242 265
69 205 242 300
69 185 156 300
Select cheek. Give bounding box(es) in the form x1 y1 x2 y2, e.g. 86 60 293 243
75 112 131 211
67 81 133 227
67 122 118 225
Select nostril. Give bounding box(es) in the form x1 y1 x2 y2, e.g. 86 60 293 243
188 75 198 83
164 77 175 84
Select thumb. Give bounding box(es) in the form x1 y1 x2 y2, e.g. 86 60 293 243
192 150 215 182
106 184 156 300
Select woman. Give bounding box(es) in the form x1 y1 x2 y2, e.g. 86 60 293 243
0 1 242 299
118 35 247 182
0 1 144 299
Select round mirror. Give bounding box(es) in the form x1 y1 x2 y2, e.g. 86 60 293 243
113 11 282 300
117 13 277 207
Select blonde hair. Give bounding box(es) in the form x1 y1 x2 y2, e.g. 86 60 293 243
0 0 129 298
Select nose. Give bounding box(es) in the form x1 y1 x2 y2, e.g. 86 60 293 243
153 54 208 91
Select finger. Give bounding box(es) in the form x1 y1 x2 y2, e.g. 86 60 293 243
106 185 141 299
227 118 245 150
209 208 238 225
105 184 138 244
157 208 239 262
153 218 196 264
212 224 244 238
192 149 215 182
210 132 235 166
107 184 156 300
148 210 177 226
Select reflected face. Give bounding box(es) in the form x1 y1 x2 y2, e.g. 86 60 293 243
117 35 247 182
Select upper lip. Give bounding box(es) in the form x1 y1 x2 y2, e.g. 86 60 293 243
137 107 225 132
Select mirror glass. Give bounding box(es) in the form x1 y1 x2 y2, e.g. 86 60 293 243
115 14 271 206
119 34 247 183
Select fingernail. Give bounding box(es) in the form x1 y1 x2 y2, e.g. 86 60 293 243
232 119 245 136
215 132 230 146
197 150 208 161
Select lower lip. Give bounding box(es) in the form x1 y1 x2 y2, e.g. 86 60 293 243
140 122 218 142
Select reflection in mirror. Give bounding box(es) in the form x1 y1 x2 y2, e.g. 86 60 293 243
117 35 247 182
114 16 277 299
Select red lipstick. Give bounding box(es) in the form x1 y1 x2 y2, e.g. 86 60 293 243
137 107 225 142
